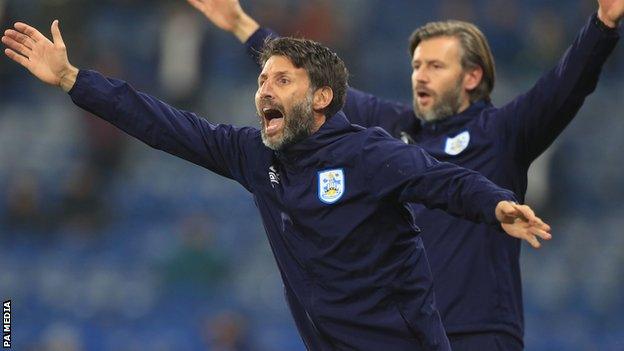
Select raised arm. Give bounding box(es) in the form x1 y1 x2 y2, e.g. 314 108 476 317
2 20 257 191
186 0 414 131
498 3 621 164
364 129 551 248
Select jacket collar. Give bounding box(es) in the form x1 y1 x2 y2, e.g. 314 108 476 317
275 111 355 165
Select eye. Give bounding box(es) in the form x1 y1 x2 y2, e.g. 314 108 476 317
432 63 443 69
278 77 290 85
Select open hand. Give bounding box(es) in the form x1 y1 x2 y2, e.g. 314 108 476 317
496 201 552 249
186 0 259 42
187 0 245 32
2 20 78 92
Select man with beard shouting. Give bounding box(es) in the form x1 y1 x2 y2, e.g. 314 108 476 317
2 19 551 350
185 0 622 349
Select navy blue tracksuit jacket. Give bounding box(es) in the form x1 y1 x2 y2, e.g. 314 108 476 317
246 13 620 347
68 69 517 350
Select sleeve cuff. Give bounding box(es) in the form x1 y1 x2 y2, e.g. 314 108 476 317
244 27 279 64
67 69 88 98
485 192 518 225
592 12 621 37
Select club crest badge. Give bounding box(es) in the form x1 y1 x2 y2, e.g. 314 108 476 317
318 169 345 204
444 131 470 156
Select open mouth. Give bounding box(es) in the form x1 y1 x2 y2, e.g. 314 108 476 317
263 107 284 121
415 89 434 105
262 107 285 136
417 91 430 98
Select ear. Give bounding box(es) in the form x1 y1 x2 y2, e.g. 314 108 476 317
463 66 483 92
312 86 334 112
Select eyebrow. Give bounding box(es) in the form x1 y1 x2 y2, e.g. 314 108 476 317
412 59 445 66
259 70 292 81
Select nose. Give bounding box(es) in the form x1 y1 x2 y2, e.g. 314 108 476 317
413 66 429 84
257 80 274 100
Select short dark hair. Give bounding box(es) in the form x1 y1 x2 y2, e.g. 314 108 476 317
259 37 349 117
408 20 495 103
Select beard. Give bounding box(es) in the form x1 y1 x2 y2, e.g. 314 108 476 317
258 92 316 151
413 76 464 123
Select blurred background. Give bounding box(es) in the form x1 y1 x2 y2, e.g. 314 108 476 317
0 0 623 350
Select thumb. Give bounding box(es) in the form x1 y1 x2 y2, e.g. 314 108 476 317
51 20 65 47
496 201 521 224
500 201 518 216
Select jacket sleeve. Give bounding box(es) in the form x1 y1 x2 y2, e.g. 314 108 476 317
363 128 516 224
342 88 415 129
68 69 257 192
496 13 619 165
245 27 278 67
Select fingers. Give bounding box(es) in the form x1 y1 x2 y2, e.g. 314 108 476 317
51 20 65 47
512 203 536 223
501 211 552 249
532 216 551 232
529 226 552 241
524 234 541 249
14 22 48 43
3 48 30 68
497 201 520 223
4 29 35 49
499 201 516 216
523 219 552 248
1 35 31 59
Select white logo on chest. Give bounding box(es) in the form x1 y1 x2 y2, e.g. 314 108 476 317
318 169 345 204
444 131 470 155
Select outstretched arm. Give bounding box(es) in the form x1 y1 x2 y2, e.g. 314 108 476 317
364 130 551 248
498 2 621 165
2 21 257 191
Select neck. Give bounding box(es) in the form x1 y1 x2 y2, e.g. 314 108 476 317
311 112 327 134
457 98 471 114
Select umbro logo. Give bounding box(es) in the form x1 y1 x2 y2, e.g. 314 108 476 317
269 165 280 188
